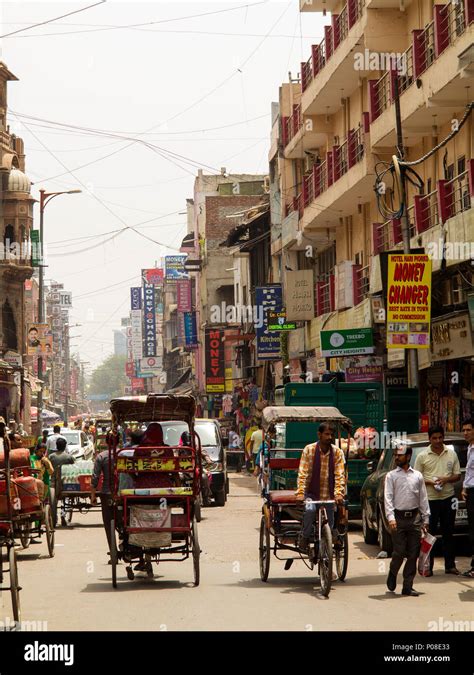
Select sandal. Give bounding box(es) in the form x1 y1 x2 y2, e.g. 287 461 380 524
462 569 474 578
445 568 460 575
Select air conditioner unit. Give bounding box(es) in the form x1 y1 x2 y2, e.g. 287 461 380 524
335 260 355 310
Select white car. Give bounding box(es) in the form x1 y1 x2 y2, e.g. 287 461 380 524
60 429 94 460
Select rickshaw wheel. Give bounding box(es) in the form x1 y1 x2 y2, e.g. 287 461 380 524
44 504 55 558
19 522 31 549
191 519 200 586
318 523 333 597
259 515 270 582
110 520 118 588
335 531 348 581
9 545 21 624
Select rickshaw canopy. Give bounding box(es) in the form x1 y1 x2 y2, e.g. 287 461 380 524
110 394 196 425
261 406 351 428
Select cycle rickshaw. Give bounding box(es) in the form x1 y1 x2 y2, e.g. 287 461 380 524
108 394 202 587
258 406 351 597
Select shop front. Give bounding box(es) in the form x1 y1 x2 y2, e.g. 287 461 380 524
419 312 474 430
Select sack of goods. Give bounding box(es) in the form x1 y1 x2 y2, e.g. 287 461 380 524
417 532 436 576
129 504 172 548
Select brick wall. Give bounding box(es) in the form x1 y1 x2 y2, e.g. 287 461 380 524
205 195 264 249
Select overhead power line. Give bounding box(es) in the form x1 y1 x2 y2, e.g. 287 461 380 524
0 1 106 38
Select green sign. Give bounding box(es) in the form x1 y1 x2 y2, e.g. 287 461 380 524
267 310 296 332
31 230 41 267
320 328 374 357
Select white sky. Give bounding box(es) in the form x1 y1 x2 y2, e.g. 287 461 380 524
2 0 326 372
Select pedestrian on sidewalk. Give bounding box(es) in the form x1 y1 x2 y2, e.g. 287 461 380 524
385 443 430 596
414 425 461 575
461 418 474 578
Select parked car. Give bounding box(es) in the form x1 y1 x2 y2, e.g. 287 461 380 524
360 433 468 554
60 428 95 460
160 419 229 506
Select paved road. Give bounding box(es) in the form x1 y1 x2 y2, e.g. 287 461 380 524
5 473 473 631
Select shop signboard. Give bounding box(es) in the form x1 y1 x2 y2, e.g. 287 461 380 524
267 310 296 332
320 328 374 357
143 284 156 357
165 256 189 280
177 280 192 312
141 268 164 286
285 270 315 321
431 312 473 362
184 312 198 349
386 253 431 349
205 329 225 393
344 356 383 383
130 287 142 310
256 285 282 360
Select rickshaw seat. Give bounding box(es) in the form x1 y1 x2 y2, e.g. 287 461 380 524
268 490 298 504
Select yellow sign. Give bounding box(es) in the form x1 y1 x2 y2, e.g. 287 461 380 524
116 458 193 472
225 367 233 393
387 253 431 349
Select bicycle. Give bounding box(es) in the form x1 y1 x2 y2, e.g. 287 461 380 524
303 499 336 597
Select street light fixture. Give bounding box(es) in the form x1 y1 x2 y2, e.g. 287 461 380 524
36 189 81 429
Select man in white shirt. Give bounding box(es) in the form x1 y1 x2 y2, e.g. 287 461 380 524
384 444 430 596
414 425 461 575
462 418 474 578
46 425 67 455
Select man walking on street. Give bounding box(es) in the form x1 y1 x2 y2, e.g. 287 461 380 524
414 426 461 575
461 418 474 578
295 423 346 552
385 444 430 596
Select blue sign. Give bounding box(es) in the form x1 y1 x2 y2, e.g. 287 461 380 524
143 284 156 356
256 285 282 360
130 287 142 310
165 255 189 280
184 311 198 349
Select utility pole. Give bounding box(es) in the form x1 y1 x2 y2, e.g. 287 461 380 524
393 71 419 389
64 323 70 427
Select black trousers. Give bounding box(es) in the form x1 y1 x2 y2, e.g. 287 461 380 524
389 515 421 590
428 497 456 571
466 488 474 569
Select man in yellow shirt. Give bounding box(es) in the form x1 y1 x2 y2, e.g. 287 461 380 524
296 423 346 552
414 425 461 575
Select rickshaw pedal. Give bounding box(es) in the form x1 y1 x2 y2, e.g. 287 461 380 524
284 559 293 570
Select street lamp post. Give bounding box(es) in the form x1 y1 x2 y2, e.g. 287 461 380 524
36 189 81 427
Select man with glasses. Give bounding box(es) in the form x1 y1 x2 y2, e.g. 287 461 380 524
385 443 430 596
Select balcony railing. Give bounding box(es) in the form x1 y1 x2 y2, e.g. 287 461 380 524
355 264 370 304
301 0 364 93
439 169 471 222
370 2 468 122
284 104 302 146
374 165 473 253
413 20 435 77
316 272 335 316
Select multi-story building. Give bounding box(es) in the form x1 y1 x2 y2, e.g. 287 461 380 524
182 170 267 415
269 0 473 427
0 62 35 429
